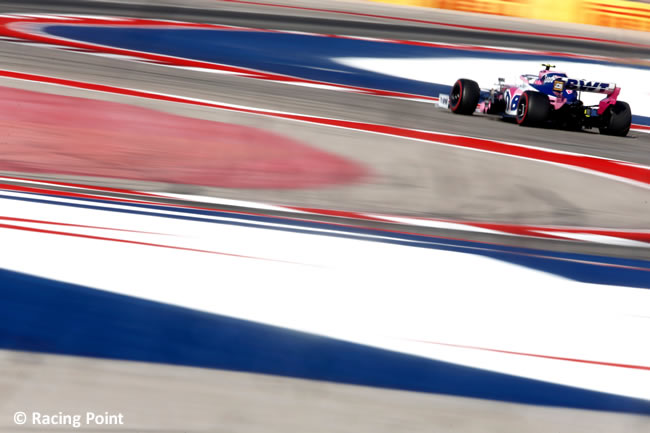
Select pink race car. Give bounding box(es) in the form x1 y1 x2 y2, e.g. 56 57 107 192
448 64 632 136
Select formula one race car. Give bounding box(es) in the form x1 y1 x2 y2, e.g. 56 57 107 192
447 64 632 136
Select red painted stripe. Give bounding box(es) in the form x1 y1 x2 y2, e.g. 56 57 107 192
2 14 645 104
0 215 166 235
0 221 299 264
311 205 648 247
275 204 650 244
217 0 650 48
467 221 650 243
467 222 574 240
0 179 588 255
631 124 650 131
5 172 650 260
411 339 650 371
0 174 165 197
527 227 650 242
0 182 164 206
287 207 390 222
243 202 650 245
7 185 650 273
1 175 394 227
2 69 648 188
0 16 438 102
285 206 650 246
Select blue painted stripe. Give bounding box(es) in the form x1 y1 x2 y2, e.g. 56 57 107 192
632 115 650 126
0 267 648 414
42 26 650 103
1 190 649 288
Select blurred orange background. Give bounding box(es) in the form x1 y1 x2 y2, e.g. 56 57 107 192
371 0 650 31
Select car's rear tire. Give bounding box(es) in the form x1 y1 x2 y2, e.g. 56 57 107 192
599 101 631 137
449 79 480 115
516 91 550 126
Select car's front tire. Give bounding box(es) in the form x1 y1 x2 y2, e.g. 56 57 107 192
599 101 631 137
516 91 550 126
450 79 480 115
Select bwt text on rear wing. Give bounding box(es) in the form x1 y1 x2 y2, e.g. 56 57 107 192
560 78 617 94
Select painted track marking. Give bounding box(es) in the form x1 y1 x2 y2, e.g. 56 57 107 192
0 68 648 188
2 14 648 129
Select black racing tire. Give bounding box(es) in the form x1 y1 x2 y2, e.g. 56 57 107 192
449 79 480 115
599 101 631 137
516 91 550 126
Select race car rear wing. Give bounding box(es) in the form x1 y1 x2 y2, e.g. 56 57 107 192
561 78 617 94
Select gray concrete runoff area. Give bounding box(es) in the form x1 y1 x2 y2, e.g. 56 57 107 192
0 350 648 433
